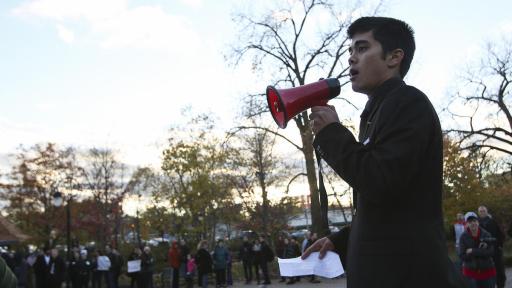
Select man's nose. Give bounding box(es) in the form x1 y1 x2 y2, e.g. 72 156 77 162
348 54 356 65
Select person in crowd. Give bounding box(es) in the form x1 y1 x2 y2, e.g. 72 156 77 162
252 238 262 285
301 231 311 254
258 236 273 286
185 253 196 288
280 238 295 284
96 249 112 288
167 240 181 288
139 246 154 288
459 211 496 288
180 239 190 284
226 246 233 286
33 246 51 288
239 236 254 284
195 240 212 288
48 248 66 288
70 250 81 288
127 247 142 288
168 241 181 288
303 16 466 288
453 212 466 271
13 248 29 287
478 205 506 288
91 250 101 288
107 246 123 288
305 233 321 284
212 239 228 288
76 249 93 288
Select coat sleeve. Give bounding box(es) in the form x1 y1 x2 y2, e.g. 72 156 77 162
313 91 435 204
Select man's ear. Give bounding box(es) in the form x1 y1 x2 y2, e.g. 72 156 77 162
386 49 404 69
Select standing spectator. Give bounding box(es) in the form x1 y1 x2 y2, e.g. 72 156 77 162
195 240 212 288
305 233 321 284
127 247 142 288
48 248 66 288
96 250 112 288
301 231 311 254
259 236 273 285
33 246 51 288
226 247 233 286
453 212 466 252
185 254 196 288
107 246 123 288
453 212 466 272
478 205 506 288
212 239 228 288
70 251 81 288
252 239 262 285
139 246 154 288
180 240 190 283
239 236 253 284
281 238 295 284
168 241 181 288
459 211 496 288
76 249 93 288
13 248 29 287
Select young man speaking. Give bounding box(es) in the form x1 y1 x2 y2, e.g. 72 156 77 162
303 17 466 288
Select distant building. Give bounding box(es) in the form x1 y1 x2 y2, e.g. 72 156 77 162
287 208 352 230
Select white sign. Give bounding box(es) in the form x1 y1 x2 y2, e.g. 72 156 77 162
127 260 141 273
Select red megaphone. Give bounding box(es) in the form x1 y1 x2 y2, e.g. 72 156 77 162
266 78 340 128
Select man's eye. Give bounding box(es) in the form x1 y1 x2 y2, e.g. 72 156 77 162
358 47 368 52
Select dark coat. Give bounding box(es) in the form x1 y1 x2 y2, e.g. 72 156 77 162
48 256 66 288
33 254 51 288
195 248 212 274
315 78 466 288
478 216 505 248
239 241 254 262
458 228 495 272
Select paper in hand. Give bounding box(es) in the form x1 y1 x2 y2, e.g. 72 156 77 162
278 251 344 278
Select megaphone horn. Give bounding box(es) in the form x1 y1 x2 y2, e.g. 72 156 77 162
266 78 340 128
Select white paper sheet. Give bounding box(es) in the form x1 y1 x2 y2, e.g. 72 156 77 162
127 260 141 273
278 251 344 278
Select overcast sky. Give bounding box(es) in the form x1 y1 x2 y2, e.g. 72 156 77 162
1 0 511 172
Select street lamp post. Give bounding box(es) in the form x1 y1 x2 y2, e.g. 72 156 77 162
52 191 72 288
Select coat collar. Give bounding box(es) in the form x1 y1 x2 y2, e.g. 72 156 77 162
360 77 404 119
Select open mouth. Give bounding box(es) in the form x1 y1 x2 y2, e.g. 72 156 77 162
349 68 359 80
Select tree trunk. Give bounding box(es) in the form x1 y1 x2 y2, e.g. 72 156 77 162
297 111 329 236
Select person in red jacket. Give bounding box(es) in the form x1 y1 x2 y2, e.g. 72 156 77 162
168 241 181 288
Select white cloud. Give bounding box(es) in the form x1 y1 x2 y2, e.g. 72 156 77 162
56 24 74 43
12 0 201 53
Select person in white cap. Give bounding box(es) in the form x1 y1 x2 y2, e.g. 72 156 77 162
459 211 496 288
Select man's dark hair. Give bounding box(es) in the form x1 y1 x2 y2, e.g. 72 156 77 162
348 17 415 78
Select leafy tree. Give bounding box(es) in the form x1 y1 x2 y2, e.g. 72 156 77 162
161 113 236 242
0 143 80 243
228 0 381 235
442 136 490 228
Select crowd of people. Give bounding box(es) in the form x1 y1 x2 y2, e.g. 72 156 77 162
453 205 508 288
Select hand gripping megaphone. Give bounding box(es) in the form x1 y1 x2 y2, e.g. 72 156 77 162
266 78 340 128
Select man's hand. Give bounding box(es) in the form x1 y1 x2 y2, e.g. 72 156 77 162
309 106 340 134
301 237 335 260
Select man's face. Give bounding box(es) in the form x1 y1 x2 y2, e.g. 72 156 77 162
478 206 488 218
467 218 479 231
348 31 395 96
456 213 464 221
